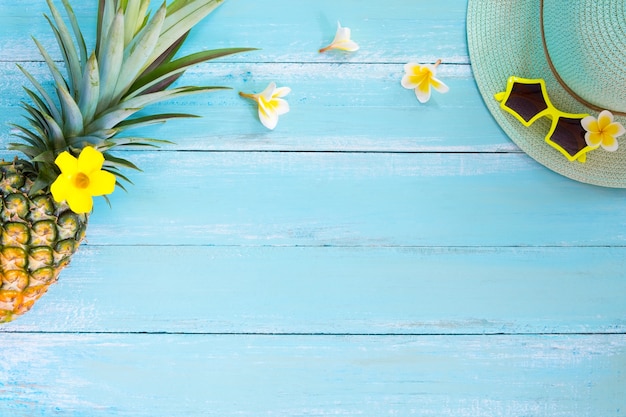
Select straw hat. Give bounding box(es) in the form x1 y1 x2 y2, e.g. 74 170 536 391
467 0 626 188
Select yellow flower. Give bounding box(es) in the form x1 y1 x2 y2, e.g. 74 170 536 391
239 82 291 130
581 110 625 152
401 59 449 103
50 147 116 214
319 22 359 53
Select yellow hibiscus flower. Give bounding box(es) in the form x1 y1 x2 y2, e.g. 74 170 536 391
50 147 116 214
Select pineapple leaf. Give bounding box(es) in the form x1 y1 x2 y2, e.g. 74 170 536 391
57 83 84 138
109 173 132 191
30 166 59 196
102 163 134 185
123 0 151 45
31 149 56 164
123 0 140 45
40 111 66 150
20 102 54 148
32 35 83 138
96 0 115 58
99 136 174 150
8 144 40 159
89 86 224 132
61 0 88 68
139 72 185 95
112 2 167 103
122 85 226 109
103 153 142 171
116 113 200 130
97 6 125 113
113 182 128 193
165 0 195 15
21 114 46 144
10 136 40 150
11 136 45 154
140 30 188 79
67 134 110 148
83 128 118 140
45 0 82 96
16 64 62 125
129 47 256 97
12 0 251 195
150 0 224 65
9 123 47 149
78 53 100 126
32 36 69 95
101 194 113 208
22 87 53 119
86 107 141 134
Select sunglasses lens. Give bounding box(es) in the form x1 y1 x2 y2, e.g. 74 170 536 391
505 82 549 123
549 117 588 157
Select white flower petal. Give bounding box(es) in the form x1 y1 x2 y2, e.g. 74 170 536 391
431 77 449 94
333 40 359 52
580 115 596 131
273 86 291 98
274 98 290 116
598 109 614 125
259 82 277 101
258 106 278 130
334 22 351 42
403 62 419 73
414 85 432 103
401 74 416 90
320 22 358 53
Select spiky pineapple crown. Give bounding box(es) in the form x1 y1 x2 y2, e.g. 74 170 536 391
10 0 251 195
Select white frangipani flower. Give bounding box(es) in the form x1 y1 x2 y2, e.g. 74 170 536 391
401 59 449 103
239 82 291 130
319 22 359 53
581 110 625 152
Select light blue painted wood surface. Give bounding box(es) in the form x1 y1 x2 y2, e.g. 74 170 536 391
1 0 625 416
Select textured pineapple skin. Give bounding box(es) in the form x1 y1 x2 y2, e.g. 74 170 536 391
0 162 88 323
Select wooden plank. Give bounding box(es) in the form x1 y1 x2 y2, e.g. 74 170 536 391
2 150 614 247
0 0 469 64
0 62 510 152
1 333 624 416
3 246 626 334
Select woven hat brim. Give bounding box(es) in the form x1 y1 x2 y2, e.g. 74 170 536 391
467 0 626 188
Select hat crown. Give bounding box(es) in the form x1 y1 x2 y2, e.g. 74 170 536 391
543 0 626 113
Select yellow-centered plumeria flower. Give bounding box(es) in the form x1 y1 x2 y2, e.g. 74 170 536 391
50 146 116 214
401 59 449 103
239 82 291 130
319 22 359 53
581 110 625 152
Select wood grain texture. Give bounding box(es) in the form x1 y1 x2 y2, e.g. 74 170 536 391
0 62 505 152
0 0 469 64
0 0 624 415
3 246 626 334
1 333 625 417
75 151 626 247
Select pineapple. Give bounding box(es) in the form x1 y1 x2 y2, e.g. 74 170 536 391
0 0 251 323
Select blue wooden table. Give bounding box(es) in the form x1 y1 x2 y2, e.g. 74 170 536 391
1 0 625 415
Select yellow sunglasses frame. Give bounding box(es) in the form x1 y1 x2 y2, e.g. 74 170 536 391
494 76 595 163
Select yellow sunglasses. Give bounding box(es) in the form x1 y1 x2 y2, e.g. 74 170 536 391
494 76 592 163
